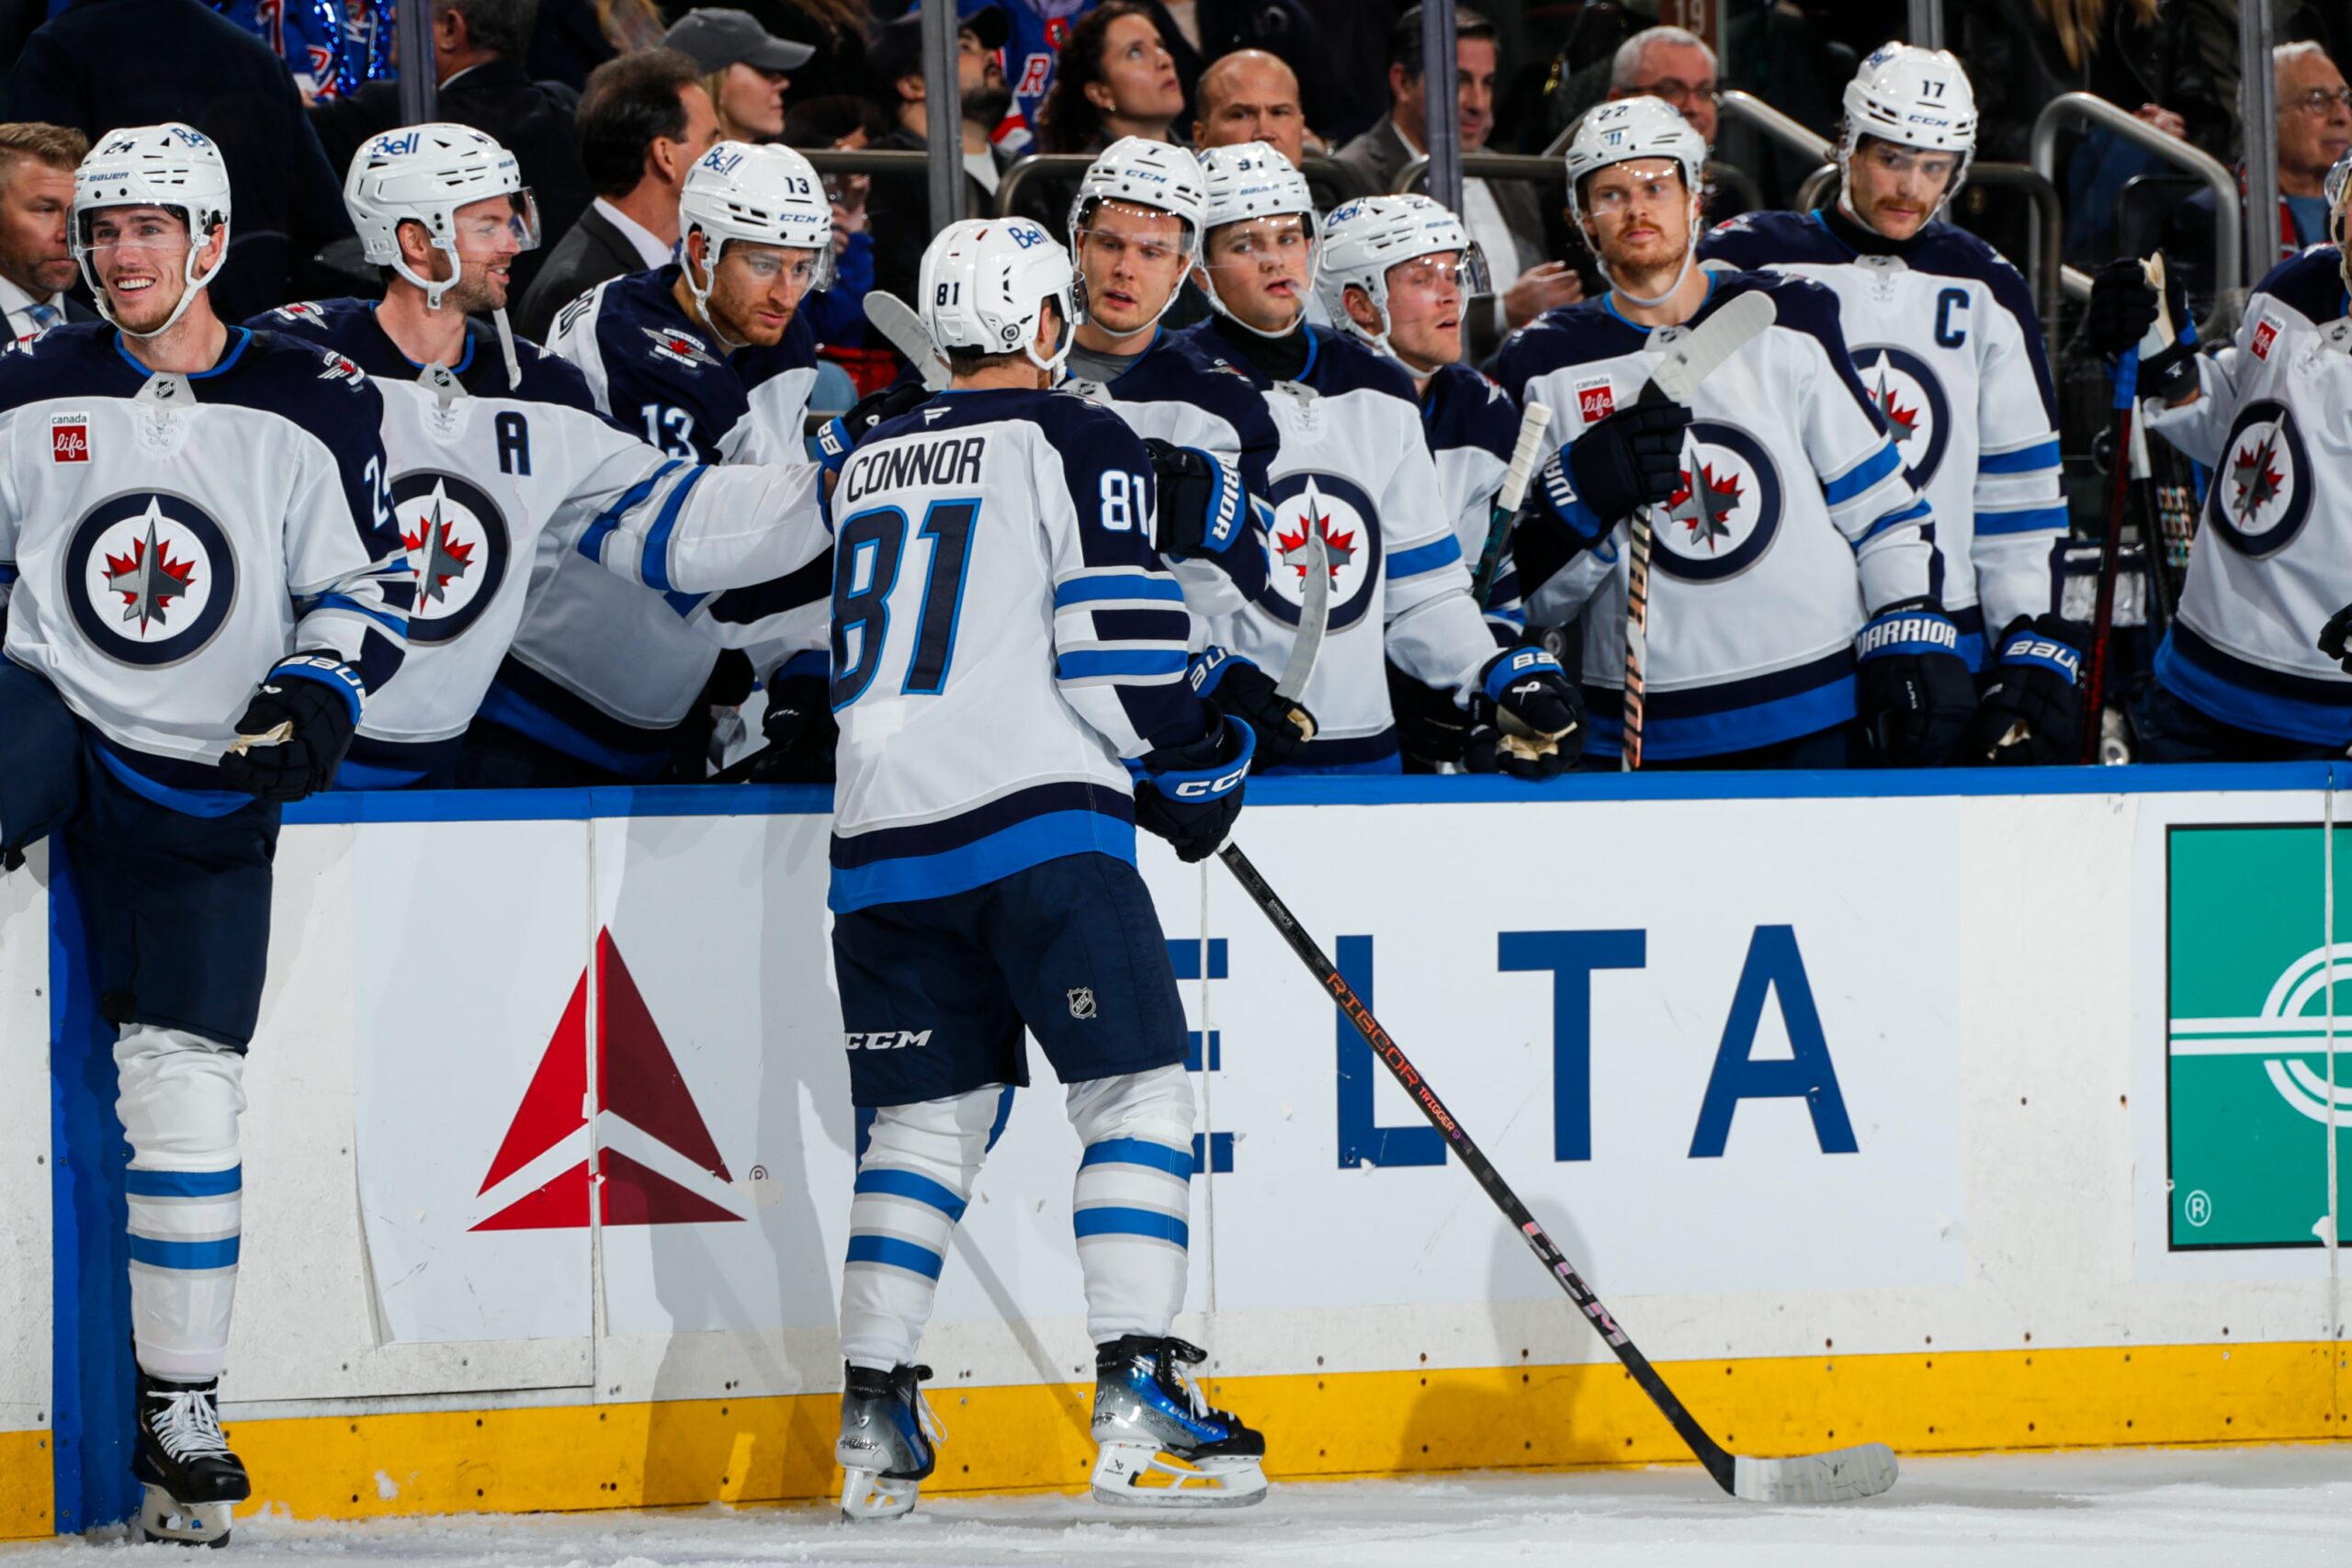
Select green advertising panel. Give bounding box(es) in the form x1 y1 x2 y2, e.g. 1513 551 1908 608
2166 825 2352 1249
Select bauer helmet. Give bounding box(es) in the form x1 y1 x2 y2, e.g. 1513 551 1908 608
345 123 540 310
1194 141 1318 333
1068 137 1207 334
72 122 232 339
1563 96 1707 235
919 217 1075 375
679 141 835 337
1838 44 1978 223
1316 194 1489 358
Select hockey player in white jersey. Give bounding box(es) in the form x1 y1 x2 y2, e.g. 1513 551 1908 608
1179 141 1581 775
1699 45 2079 765
2102 150 2352 758
1492 98 1969 769
256 128 833 788
0 123 411 1545
828 218 1266 1521
471 140 836 785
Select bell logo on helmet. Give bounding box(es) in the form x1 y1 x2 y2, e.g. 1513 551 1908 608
371 131 422 157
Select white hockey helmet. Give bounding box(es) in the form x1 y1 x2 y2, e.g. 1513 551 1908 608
345 123 541 310
1316 195 1489 357
2328 146 2352 294
919 217 1076 376
71 122 232 339
1563 96 1707 234
1194 141 1319 333
1067 138 1207 335
1838 44 1978 220
679 141 836 329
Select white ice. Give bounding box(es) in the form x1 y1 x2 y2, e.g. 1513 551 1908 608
4 1447 2346 1566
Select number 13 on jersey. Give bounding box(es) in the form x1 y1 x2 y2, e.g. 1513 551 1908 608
831 498 980 708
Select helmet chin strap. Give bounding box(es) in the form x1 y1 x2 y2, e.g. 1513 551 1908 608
682 229 749 354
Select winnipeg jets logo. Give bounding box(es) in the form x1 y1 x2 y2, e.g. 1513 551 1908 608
1256 471 1381 629
1849 344 1950 491
2203 399 2310 559
65 491 237 665
642 326 718 369
1646 422 1784 584
390 471 510 643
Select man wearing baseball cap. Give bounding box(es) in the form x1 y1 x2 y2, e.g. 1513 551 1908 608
662 8 816 143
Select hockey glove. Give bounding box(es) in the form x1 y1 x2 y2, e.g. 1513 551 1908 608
1132 712 1254 863
1565 398 1691 525
1464 645 1583 779
815 379 932 474
2085 255 2196 400
216 653 363 803
746 671 840 784
1189 646 1314 768
1143 438 1244 558
1968 615 2084 766
2319 603 2352 673
1387 659 1474 770
1854 603 1977 768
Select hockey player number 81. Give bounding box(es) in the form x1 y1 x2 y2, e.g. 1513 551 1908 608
831 499 981 708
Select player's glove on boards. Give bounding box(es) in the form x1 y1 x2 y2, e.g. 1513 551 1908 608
1854 603 1976 767
1465 645 1583 779
1566 398 1692 524
746 671 839 784
1388 659 1474 770
2319 603 2352 674
815 379 932 473
1142 438 1244 558
2084 255 2196 399
1969 615 2083 766
1189 646 1313 768
1132 711 1254 863
217 653 363 802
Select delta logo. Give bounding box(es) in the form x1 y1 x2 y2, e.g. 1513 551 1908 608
471 931 746 1231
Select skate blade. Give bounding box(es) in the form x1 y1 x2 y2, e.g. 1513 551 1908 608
839 1465 921 1521
139 1484 233 1548
1090 1440 1268 1509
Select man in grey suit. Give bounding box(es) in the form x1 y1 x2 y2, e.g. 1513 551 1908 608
516 48 718 342
1332 6 1579 361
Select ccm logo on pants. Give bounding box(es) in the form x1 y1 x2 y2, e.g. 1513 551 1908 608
845 1030 934 1051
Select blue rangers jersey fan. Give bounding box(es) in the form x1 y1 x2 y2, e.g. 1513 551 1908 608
0 322 410 802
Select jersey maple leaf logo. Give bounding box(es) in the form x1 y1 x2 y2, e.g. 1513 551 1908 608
1666 461 1743 551
104 502 197 633
2228 433 2285 525
1275 477 1354 582
402 487 477 604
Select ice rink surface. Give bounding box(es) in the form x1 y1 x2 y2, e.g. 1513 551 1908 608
5 1447 2346 1565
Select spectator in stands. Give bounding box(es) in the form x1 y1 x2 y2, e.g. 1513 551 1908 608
2164 41 2352 317
1035 2 1185 154
0 0 354 322
1136 0 1344 150
752 0 873 113
663 7 814 145
0 121 89 344
516 49 719 339
1333 7 1572 361
310 0 593 302
865 7 1013 309
1604 23 1719 147
1193 49 1311 172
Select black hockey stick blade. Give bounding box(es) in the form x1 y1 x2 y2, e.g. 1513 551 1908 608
1216 840 1899 1504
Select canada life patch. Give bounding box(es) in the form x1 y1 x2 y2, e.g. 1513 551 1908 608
2251 317 2278 361
51 414 88 463
1576 378 1615 424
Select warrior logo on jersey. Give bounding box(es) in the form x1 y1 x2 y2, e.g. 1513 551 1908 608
1256 471 1383 628
1849 344 1950 491
1648 422 1784 584
64 491 237 666
2204 399 2312 559
392 471 509 643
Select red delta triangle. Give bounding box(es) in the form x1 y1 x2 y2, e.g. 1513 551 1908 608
470 931 741 1231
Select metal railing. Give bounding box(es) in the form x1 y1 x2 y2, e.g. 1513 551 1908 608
993 152 1361 220
1390 151 1559 197
2030 92 2240 336
1714 89 1833 167
1792 161 2075 328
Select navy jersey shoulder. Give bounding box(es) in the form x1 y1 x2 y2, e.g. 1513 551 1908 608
590 265 752 455
1696 209 1846 269
1121 329 1282 440
1484 299 1642 400
733 310 820 390
2251 245 2347 326
250 299 597 414
206 327 389 486
1302 325 1419 405
1422 361 1519 460
0 320 146 410
1704 265 1847 348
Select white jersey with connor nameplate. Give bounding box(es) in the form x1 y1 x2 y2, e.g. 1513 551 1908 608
0 321 411 795
1490 269 1936 761
1699 210 2066 665
828 387 1205 914
2142 247 2352 745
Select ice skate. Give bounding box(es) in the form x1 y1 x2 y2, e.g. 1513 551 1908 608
836 1362 943 1521
133 1373 250 1548
1090 1336 1267 1508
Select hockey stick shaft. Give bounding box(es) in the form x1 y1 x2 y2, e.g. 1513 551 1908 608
1621 506 1654 772
2081 349 2137 763
1471 401 1553 607
1215 840 1736 1492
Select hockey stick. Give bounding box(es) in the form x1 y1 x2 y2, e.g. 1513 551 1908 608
1216 840 1900 1504
1275 528 1329 704
1471 400 1554 608
2081 258 2169 761
1622 499 1655 772
863 291 951 391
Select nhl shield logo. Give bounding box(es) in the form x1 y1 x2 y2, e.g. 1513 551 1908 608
1649 421 1785 583
1850 344 1951 491
1068 987 1097 1020
1257 470 1383 630
392 471 510 643
2204 399 2312 559
64 491 238 666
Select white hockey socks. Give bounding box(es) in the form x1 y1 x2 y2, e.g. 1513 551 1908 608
1068 1065 1196 1344
840 1086 1001 1371
113 1025 246 1383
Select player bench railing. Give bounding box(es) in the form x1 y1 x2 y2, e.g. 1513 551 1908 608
1792 160 2073 330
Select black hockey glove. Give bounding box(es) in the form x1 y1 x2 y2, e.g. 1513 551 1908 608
745 671 840 784
815 379 932 473
1968 615 2084 766
1565 398 1692 525
1464 645 1583 779
1143 438 1244 558
216 653 363 803
1854 603 1977 768
2320 603 2352 673
1188 646 1314 768
2084 255 2196 399
1387 659 1474 770
1132 711 1254 863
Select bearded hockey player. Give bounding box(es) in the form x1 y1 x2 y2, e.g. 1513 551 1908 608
1179 141 1579 776
1493 98 1966 769
0 124 410 1545
469 141 835 785
1700 44 2078 765
826 217 1265 1520
2110 149 2352 758
257 129 834 788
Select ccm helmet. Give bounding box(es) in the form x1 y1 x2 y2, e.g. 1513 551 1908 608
1838 44 1979 223
679 141 835 340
